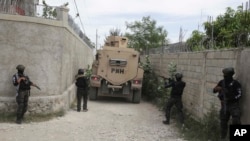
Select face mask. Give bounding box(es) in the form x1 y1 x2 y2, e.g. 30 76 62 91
175 77 181 81
223 75 232 82
18 70 24 74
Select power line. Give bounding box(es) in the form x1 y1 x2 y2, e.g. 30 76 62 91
73 0 86 34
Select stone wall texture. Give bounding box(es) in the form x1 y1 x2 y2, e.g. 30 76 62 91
0 10 94 115
142 48 250 124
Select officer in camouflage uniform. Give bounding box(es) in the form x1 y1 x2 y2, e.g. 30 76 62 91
163 73 186 125
75 69 89 112
213 67 242 139
12 65 39 124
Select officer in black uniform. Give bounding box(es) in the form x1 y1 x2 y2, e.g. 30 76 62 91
213 67 242 139
163 73 186 125
12 64 40 124
75 69 89 112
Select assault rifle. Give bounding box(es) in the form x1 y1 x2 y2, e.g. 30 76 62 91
159 76 175 89
159 75 170 80
19 74 41 91
33 84 41 90
159 76 174 83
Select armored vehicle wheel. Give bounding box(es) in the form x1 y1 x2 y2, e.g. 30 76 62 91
89 87 97 100
133 89 141 103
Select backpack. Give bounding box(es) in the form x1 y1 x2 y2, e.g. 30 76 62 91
76 76 87 89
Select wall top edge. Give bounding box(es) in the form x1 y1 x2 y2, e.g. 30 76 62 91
0 13 63 27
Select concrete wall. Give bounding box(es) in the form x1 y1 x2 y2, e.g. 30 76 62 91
142 48 250 123
0 7 94 114
237 49 250 123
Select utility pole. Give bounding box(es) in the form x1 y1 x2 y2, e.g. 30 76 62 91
208 16 214 49
178 27 183 52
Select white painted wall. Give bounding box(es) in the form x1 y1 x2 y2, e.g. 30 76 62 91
0 8 94 114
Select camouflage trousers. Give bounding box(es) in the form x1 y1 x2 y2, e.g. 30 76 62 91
220 101 241 139
16 90 30 122
76 88 88 111
165 97 184 124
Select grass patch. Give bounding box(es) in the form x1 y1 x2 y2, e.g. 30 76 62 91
176 107 221 141
0 112 16 123
0 110 65 123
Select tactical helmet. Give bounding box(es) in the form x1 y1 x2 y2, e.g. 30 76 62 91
222 67 235 76
78 68 84 74
16 64 25 71
175 72 183 80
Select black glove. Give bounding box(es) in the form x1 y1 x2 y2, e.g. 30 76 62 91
168 78 174 83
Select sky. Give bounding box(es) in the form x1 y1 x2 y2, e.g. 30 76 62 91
43 0 249 48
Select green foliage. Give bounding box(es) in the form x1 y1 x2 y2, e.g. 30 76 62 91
186 30 207 51
187 4 250 49
141 55 153 73
141 56 176 110
141 55 158 100
180 107 220 141
156 61 177 109
0 110 65 123
154 78 170 110
0 112 15 123
42 0 57 19
84 65 92 87
84 65 92 79
125 16 168 53
204 6 250 48
168 61 177 79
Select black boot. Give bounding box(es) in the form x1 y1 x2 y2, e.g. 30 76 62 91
16 117 22 124
16 113 22 124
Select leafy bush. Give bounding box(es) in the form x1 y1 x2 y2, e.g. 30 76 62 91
180 106 220 141
84 65 92 79
141 55 160 101
42 0 57 19
141 56 174 110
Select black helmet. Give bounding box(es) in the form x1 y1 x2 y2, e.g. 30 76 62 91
78 69 84 74
222 67 235 76
16 64 25 71
175 72 183 80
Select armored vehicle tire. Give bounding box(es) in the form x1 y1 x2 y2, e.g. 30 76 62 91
133 89 141 103
89 87 97 100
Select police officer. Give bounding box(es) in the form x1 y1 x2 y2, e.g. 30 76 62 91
163 73 186 125
75 69 89 112
213 67 242 139
12 64 39 124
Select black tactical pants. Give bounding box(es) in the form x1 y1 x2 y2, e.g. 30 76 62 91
165 97 184 124
77 88 88 111
16 90 29 122
220 102 241 139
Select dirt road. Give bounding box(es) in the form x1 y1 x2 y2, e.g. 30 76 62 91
0 98 185 141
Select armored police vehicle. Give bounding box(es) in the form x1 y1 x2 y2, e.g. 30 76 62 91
89 36 144 103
